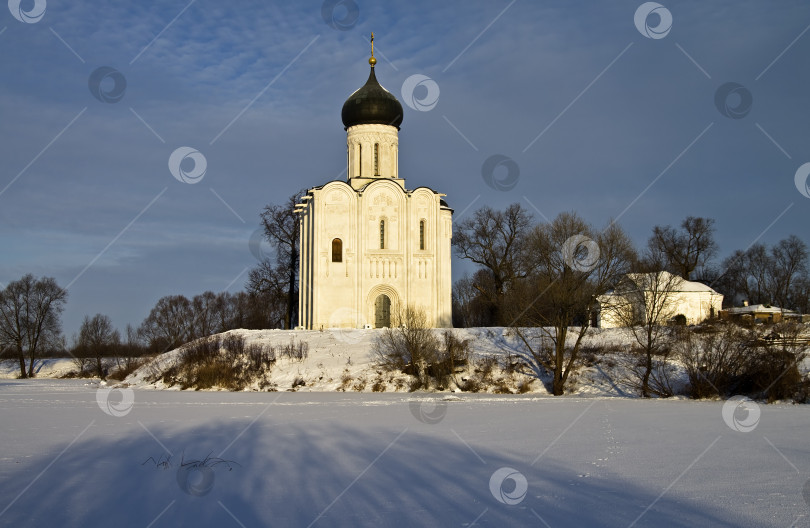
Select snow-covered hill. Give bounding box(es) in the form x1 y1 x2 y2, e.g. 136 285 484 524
123 327 647 396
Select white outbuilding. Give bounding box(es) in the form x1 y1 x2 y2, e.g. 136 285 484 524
596 271 723 328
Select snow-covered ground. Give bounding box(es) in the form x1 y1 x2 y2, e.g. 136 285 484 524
0 379 808 527
0 358 75 379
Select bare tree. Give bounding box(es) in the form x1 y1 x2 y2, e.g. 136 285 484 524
215 292 241 332
246 260 290 329
793 276 810 314
190 291 221 338
452 203 533 324
255 191 303 329
510 213 635 395
742 244 772 304
600 256 684 397
452 271 497 328
717 235 808 311
115 323 147 372
714 248 749 306
649 216 717 280
138 295 194 352
0 274 67 378
769 235 808 310
69 333 92 375
78 314 120 379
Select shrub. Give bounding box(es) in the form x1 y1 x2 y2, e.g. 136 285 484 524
676 323 748 398
740 323 808 402
458 377 481 393
222 334 246 357
373 306 440 388
154 334 284 390
611 345 677 398
475 356 498 385
430 331 471 389
339 370 352 391
493 381 513 394
676 322 809 402
454 355 501 393
107 358 146 381
373 313 477 390
247 343 276 370
279 338 308 361
190 362 238 390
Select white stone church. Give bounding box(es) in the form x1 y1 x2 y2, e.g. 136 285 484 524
295 48 453 329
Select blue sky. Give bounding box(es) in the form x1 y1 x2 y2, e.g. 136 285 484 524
1 0 809 337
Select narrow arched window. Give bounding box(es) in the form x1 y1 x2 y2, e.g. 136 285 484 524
374 143 380 176
331 238 342 263
419 220 425 250
358 144 362 177
380 220 385 249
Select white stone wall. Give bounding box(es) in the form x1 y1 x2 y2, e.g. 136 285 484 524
297 124 452 329
346 123 399 187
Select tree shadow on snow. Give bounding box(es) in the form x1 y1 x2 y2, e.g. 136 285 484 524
0 410 750 528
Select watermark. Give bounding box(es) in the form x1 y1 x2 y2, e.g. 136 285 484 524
803 478 810 508
714 82 753 119
144 453 239 497
168 147 207 184
409 398 448 425
96 386 135 417
489 467 528 505
401 74 440 112
177 462 216 496
562 235 600 272
248 227 272 261
794 162 810 199
8 0 45 23
721 395 761 433
481 154 520 192
321 0 359 31
88 66 127 104
634 2 672 40
328 307 365 345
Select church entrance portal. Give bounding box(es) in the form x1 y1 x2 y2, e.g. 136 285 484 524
374 294 391 328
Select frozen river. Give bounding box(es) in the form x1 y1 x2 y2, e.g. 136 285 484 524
0 379 807 527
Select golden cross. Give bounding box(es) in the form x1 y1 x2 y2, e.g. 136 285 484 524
370 32 374 57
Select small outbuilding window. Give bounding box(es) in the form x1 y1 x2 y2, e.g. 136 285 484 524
332 238 342 262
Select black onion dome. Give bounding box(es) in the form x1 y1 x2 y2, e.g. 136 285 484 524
341 66 403 130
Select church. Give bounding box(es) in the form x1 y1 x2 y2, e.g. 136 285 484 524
295 39 453 330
